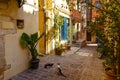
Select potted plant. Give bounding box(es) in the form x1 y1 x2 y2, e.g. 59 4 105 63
54 12 64 55
66 40 71 50
55 47 63 55
88 0 120 79
20 32 44 69
55 42 63 55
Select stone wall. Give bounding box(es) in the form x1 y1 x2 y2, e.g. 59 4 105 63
0 14 16 80
0 36 5 80
0 0 38 80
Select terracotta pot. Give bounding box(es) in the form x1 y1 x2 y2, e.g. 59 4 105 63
55 48 63 55
105 74 116 80
104 68 117 80
66 45 71 50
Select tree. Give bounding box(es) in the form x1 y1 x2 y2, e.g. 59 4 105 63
88 0 120 79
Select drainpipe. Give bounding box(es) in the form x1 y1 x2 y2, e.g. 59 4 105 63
43 0 46 54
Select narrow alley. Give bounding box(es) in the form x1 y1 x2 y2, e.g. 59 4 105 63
9 44 105 80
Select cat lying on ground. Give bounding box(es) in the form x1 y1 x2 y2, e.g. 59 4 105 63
44 63 54 69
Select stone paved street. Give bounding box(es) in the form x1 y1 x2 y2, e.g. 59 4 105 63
9 44 105 80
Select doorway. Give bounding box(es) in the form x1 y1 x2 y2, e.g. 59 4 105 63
87 31 91 41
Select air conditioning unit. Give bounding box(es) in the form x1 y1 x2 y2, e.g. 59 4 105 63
46 10 51 18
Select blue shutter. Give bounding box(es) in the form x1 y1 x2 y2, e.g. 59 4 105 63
61 17 68 40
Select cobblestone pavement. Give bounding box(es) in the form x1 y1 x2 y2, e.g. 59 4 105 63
9 44 105 80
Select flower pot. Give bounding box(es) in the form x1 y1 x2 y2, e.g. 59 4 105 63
66 45 71 50
105 72 116 80
104 67 117 80
55 48 63 55
30 59 39 69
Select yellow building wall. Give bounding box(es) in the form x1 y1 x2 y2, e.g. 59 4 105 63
38 11 45 54
0 0 39 80
45 0 54 54
38 0 45 54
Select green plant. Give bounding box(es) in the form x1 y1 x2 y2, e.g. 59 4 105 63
54 12 64 54
54 12 64 38
54 13 64 30
20 32 44 60
67 26 70 43
54 41 63 55
88 0 120 79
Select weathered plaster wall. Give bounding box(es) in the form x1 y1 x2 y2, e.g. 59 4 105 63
0 36 5 80
0 0 38 80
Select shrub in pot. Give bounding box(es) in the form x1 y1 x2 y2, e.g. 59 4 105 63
54 42 63 55
20 32 44 69
55 47 63 55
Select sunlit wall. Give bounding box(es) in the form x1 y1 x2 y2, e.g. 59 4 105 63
0 0 39 79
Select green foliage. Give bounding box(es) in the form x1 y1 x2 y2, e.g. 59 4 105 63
54 13 64 48
67 26 70 43
20 32 44 59
55 41 63 55
88 0 120 77
53 13 64 41
54 13 64 29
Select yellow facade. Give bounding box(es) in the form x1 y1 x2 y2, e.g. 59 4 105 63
38 11 45 54
38 0 45 54
39 0 71 54
46 0 53 54
45 0 55 54
38 0 53 54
